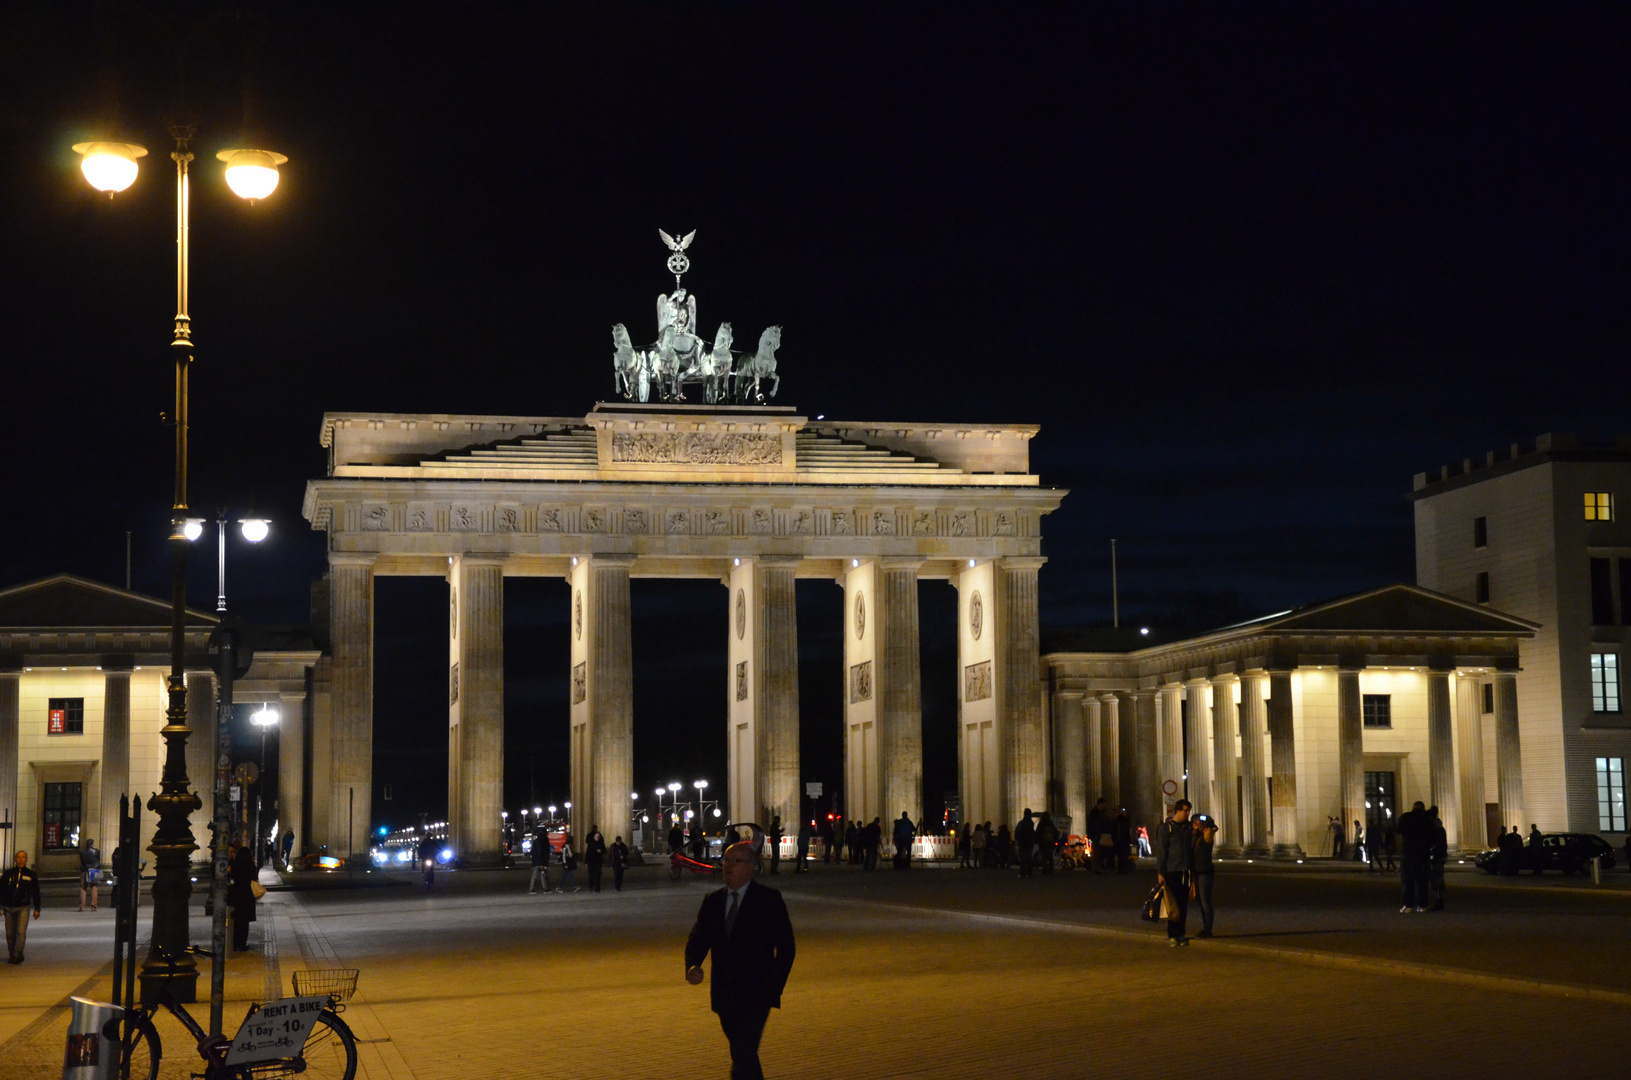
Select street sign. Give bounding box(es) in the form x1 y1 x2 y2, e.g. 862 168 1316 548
805 782 823 798
235 761 259 786
1161 779 1179 797
229 784 241 802
224 996 329 1065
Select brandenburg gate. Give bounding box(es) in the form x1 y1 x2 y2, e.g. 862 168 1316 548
301 404 1065 859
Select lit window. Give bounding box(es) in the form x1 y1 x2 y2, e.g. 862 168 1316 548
1585 492 1615 521
1362 694 1392 728
43 782 83 851
1591 653 1622 714
1598 757 1626 832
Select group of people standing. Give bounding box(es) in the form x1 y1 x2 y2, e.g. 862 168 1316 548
954 808 1065 875
528 827 631 895
1396 801 1449 912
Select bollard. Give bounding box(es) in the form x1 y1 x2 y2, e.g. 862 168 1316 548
1591 855 1602 885
62 997 123 1080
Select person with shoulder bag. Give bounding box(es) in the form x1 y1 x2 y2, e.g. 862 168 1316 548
78 838 101 911
1192 815 1218 938
1153 800 1196 947
556 832 580 893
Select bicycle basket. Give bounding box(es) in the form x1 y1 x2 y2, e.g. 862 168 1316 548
292 968 359 1003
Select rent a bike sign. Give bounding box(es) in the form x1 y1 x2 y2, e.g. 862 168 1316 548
224 996 330 1065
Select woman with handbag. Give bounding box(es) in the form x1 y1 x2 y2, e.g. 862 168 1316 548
1192 814 1218 938
1152 800 1196 947
555 832 581 893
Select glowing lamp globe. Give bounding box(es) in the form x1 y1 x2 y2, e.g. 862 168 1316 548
72 141 147 194
239 518 271 543
181 519 205 542
217 148 288 201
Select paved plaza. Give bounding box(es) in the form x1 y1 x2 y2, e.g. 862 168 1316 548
4 860 1629 1079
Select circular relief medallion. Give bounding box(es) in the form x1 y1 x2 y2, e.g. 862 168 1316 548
574 590 583 640
736 588 747 640
854 591 866 640
970 590 984 641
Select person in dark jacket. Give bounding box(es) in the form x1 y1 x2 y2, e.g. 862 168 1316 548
892 812 915 869
610 836 630 891
1193 814 1218 938
78 837 101 911
1 851 43 963
585 829 608 892
1036 812 1059 875
768 816 783 875
228 843 258 951
1087 798 1113 874
1427 807 1449 911
1113 811 1134 873
685 841 796 1080
818 816 835 863
528 825 552 894
794 821 812 873
557 832 580 893
1396 801 1434 912
1014 810 1037 877
843 821 859 865
669 822 685 855
862 818 882 871
1153 800 1196 945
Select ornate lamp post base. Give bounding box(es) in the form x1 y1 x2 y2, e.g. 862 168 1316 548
140 672 203 1003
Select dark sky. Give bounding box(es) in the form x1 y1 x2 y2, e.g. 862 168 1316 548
2 2 1625 829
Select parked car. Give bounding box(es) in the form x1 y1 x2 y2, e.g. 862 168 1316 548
1474 833 1617 875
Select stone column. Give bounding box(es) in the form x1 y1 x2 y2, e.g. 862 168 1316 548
184 672 215 864
1117 692 1138 817
876 559 924 827
953 560 996 828
1238 672 1270 856
1132 689 1158 829
1266 670 1303 859
1098 694 1120 808
98 670 131 866
1426 668 1460 851
1183 680 1211 818
570 555 634 855
750 558 801 827
1455 673 1487 850
1157 685 1184 811
1210 676 1240 853
329 554 376 859
307 660 333 852
1054 691 1086 831
1084 696 1103 806
277 690 306 861
1494 672 1524 831
449 554 506 865
996 558 1046 825
0 674 16 849
1337 667 1365 858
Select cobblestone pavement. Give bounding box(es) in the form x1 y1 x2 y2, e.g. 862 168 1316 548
4 860 1629 1079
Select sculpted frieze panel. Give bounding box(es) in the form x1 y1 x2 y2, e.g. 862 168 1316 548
871 510 896 536
495 505 520 532
911 511 936 536
788 508 813 535
949 511 972 537
704 509 732 534
666 509 691 535
610 431 782 465
582 507 607 533
750 507 773 534
407 505 436 532
831 510 855 536
361 503 391 531
571 661 586 704
964 660 992 702
992 511 1017 537
849 660 873 704
624 508 650 534
450 504 480 531
539 508 564 532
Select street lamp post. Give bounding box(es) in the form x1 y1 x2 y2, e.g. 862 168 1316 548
73 128 286 1005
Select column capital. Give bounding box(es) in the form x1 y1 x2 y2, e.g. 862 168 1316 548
1184 677 1211 689
329 552 378 570
875 557 926 573
1056 689 1086 703
582 553 638 569
1097 692 1121 707
996 556 1047 573
451 552 509 568
751 555 804 570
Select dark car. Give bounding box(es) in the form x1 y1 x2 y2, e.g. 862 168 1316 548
1474 833 1618 875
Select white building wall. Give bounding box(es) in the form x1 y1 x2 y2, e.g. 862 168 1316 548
1357 669 1432 817
1293 669 1340 854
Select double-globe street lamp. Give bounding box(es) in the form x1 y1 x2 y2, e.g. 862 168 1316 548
73 129 286 1005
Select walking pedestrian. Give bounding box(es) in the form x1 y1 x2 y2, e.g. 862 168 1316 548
1087 798 1112 874
1427 807 1448 911
684 841 796 1080
690 822 707 862
862 818 882 871
1153 800 1196 946
768 816 783 876
843 821 858 865
586 829 607 893
1365 824 1383 872
229 843 259 951
528 825 552 894
957 824 972 868
557 832 580 892
669 822 685 855
1193 814 1218 938
78 837 100 911
1382 826 1398 871
795 820 812 872
282 829 295 870
1 851 42 964
892 812 915 869
1352 820 1365 862
611 836 630 891
994 824 1012 869
1397 801 1433 912
971 823 987 869
1015 809 1037 877
1329 815 1345 859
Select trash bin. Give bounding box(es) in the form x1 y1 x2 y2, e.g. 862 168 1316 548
62 997 123 1080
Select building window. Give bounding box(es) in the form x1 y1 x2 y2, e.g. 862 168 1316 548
1598 758 1627 833
1473 516 1487 548
1585 492 1615 521
1475 572 1490 604
1591 653 1622 714
1591 558 1615 625
43 782 83 851
1362 694 1392 728
1482 682 1494 714
47 698 84 735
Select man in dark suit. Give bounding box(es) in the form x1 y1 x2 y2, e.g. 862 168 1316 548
685 841 796 1080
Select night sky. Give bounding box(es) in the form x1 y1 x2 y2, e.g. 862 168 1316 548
1 3 1625 830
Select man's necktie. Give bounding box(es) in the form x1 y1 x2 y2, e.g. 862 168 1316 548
724 890 740 938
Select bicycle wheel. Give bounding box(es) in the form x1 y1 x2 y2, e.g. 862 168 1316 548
244 1009 357 1080
120 1015 161 1080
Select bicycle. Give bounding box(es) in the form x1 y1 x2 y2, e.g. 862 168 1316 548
120 947 358 1079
